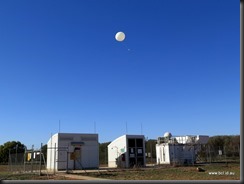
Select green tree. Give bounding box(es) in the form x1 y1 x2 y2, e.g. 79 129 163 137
197 135 240 162
0 141 26 164
144 139 157 164
99 142 110 165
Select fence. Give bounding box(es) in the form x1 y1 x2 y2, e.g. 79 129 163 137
196 145 240 163
8 147 47 174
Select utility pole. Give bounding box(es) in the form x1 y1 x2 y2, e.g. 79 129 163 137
94 121 96 133
224 146 227 166
172 138 175 165
15 144 18 165
105 147 107 165
59 120 61 133
150 141 152 163
39 143 43 176
9 149 12 171
31 145 34 173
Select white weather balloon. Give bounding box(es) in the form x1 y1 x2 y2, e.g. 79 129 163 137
115 31 125 42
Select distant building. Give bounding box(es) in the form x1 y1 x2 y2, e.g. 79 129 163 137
46 133 99 171
174 135 209 144
156 132 209 165
107 135 146 168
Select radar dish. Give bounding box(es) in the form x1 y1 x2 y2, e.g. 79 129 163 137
164 132 172 138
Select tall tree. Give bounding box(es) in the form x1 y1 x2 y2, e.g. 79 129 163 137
0 141 26 163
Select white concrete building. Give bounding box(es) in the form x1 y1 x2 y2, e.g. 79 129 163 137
156 143 195 165
156 132 209 165
108 135 146 168
47 133 99 171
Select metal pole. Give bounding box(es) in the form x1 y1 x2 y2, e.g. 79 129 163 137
9 149 12 172
66 146 69 173
50 133 52 170
105 147 106 165
209 146 211 163
15 144 18 165
116 147 118 167
59 120 61 133
224 146 227 166
54 143 56 175
150 141 152 163
237 144 240 157
39 143 43 176
172 138 174 165
24 146 26 172
31 145 34 173
94 121 96 133
206 145 209 163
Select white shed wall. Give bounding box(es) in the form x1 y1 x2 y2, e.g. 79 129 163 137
47 133 58 171
108 135 146 168
107 135 127 168
156 143 170 164
156 144 195 165
46 133 99 171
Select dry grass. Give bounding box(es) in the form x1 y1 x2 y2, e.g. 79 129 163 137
78 163 240 180
0 162 240 180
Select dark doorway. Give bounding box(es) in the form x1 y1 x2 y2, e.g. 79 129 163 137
128 138 144 167
74 147 81 169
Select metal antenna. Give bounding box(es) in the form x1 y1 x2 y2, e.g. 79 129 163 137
94 121 96 133
126 121 128 134
59 120 61 133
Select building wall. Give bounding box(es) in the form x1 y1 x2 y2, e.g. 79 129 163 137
107 135 127 168
47 133 99 171
108 135 146 168
156 143 195 165
174 135 209 144
156 143 170 164
47 133 59 171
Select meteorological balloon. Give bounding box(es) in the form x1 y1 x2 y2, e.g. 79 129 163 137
115 31 125 42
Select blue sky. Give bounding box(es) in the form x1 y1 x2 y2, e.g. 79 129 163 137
0 0 240 149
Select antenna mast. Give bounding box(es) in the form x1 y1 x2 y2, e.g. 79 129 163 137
59 120 61 133
94 121 96 133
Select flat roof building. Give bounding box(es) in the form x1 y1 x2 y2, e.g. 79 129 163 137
46 133 99 171
156 132 209 165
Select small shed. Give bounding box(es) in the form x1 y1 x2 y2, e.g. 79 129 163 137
46 133 99 171
107 134 146 168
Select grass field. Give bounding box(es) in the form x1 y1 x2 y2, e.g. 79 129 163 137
0 162 240 180
0 165 69 180
78 163 240 180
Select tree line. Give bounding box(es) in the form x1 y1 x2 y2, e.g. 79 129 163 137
0 141 47 164
197 135 240 162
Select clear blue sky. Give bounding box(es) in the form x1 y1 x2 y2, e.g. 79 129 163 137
0 0 240 149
